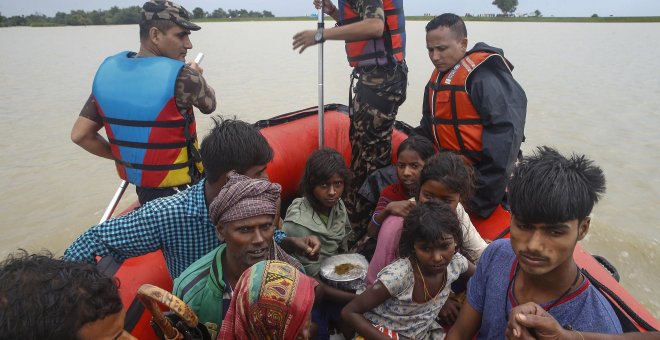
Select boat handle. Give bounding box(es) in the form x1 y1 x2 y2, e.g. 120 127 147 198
137 284 199 340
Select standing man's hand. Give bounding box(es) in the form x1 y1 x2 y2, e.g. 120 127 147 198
188 61 204 75
313 0 338 15
293 0 339 53
292 30 318 54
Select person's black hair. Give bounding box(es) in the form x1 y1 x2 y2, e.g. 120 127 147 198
300 148 353 214
419 152 475 202
508 146 606 224
397 135 435 161
0 250 123 340
200 117 274 184
139 20 177 41
425 13 468 40
399 202 463 258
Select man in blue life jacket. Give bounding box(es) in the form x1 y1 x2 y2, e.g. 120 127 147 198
71 0 216 205
292 0 408 248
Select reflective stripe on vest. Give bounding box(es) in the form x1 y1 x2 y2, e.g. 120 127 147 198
338 0 405 67
428 51 512 164
93 51 203 188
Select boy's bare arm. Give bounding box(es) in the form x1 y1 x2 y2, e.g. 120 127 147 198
446 302 482 340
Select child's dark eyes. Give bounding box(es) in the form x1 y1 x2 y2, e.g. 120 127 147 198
397 163 421 170
318 181 343 189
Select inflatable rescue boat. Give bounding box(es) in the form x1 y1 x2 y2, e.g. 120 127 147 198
98 104 659 339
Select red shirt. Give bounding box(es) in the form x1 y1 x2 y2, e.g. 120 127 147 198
374 182 410 215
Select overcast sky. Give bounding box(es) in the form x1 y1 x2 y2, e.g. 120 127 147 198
2 0 660 17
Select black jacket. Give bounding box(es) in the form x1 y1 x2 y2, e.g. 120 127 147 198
412 42 527 218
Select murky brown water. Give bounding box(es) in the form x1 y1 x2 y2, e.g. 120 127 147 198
0 21 657 318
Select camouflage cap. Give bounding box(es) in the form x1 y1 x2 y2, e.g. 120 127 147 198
141 0 201 31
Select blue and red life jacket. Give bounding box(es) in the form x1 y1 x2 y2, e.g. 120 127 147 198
338 0 405 67
92 51 203 188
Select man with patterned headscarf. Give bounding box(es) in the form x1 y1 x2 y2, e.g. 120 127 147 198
173 172 304 338
71 0 216 205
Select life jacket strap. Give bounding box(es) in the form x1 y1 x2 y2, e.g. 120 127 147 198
102 116 187 128
384 8 403 16
348 50 387 62
181 111 203 181
432 118 483 125
109 138 190 149
430 83 465 92
114 158 194 171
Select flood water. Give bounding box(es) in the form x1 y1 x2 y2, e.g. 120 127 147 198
0 21 658 318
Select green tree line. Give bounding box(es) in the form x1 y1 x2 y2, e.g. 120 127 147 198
193 7 274 19
0 6 275 27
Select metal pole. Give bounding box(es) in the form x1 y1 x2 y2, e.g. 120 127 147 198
317 5 325 148
100 180 129 223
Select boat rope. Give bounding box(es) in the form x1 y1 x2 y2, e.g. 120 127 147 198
582 268 658 332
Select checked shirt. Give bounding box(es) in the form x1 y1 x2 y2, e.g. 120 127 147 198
64 179 286 279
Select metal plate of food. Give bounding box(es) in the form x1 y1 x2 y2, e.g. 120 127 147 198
319 253 369 291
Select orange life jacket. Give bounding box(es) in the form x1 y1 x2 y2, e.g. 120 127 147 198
338 0 405 67
427 51 511 163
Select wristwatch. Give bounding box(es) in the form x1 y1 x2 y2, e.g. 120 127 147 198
314 28 325 44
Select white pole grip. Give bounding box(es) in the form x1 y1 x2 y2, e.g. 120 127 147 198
194 52 204 64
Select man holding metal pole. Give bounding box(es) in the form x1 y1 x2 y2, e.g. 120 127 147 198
71 0 216 205
293 0 408 247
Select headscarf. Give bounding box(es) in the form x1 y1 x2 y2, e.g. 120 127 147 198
210 171 304 272
209 171 281 225
218 260 318 340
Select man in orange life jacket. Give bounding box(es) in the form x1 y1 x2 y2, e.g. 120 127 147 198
412 14 526 219
293 0 408 245
70 0 216 205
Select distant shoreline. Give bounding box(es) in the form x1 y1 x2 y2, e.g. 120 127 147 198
195 16 660 23
7 15 660 28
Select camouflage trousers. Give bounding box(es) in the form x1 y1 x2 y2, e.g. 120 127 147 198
345 62 408 249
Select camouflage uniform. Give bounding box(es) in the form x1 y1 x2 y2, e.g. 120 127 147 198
343 0 408 247
78 0 216 204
